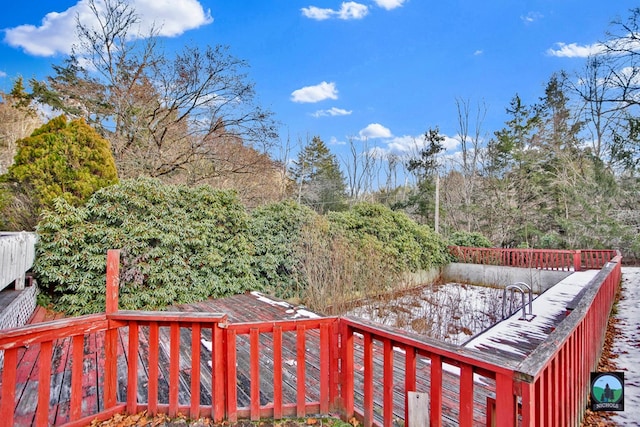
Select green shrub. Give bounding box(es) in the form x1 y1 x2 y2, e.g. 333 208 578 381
34 178 257 315
327 202 450 272
248 200 318 299
448 231 493 248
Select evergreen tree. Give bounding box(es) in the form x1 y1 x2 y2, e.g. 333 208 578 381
2 115 118 230
291 136 347 214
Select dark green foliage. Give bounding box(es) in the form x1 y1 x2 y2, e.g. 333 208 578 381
34 178 257 315
448 231 493 248
248 200 318 298
291 136 347 214
327 202 450 272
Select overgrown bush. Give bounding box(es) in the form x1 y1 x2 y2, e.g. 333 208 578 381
448 230 493 248
1 115 118 230
35 178 257 315
327 203 450 273
248 200 318 299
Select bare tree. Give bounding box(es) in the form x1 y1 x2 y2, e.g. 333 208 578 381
31 0 278 186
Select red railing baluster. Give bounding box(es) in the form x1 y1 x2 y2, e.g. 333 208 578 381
273 325 283 419
70 334 84 420
250 328 260 421
127 321 139 414
148 323 159 414
296 324 306 417
430 354 442 427
190 322 201 419
459 364 473 427
363 333 373 426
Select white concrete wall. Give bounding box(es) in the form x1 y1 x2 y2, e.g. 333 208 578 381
442 263 573 293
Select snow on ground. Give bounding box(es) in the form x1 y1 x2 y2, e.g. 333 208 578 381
610 267 640 425
346 282 534 345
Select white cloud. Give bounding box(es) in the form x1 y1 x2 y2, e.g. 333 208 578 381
338 2 369 19
473 50 483 56
302 2 368 21
376 132 461 158
291 81 338 103
521 12 543 24
547 42 606 58
3 0 213 57
359 123 392 139
301 6 334 20
312 107 352 117
0 71 6 78
373 0 407 10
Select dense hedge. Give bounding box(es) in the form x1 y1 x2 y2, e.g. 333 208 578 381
35 178 257 315
447 231 493 248
248 200 318 299
327 203 450 272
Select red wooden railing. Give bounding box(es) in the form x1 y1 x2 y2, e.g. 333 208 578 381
0 249 623 426
449 246 619 272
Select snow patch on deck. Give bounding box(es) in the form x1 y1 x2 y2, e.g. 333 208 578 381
463 270 600 359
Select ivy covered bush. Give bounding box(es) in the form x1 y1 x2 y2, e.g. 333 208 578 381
327 203 450 273
35 178 258 315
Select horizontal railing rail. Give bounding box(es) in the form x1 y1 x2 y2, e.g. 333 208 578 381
450 246 619 272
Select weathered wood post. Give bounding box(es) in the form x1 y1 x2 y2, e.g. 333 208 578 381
104 249 120 408
573 250 582 272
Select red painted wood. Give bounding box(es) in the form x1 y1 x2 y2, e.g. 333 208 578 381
104 327 118 409
106 249 120 314
0 314 108 350
296 324 306 417
319 322 330 413
495 373 514 426
226 329 238 422
169 323 180 417
363 333 373 427
459 364 473 427
273 325 283 419
190 323 201 419
404 346 416 427
127 321 139 413
212 324 225 422
148 323 159 414
341 322 354 419
250 328 260 421
70 334 84 420
109 310 227 323
36 341 52 426
519 380 534 427
0 347 17 426
382 338 393 427
430 354 442 427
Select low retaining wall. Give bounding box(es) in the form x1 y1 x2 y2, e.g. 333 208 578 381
442 262 573 293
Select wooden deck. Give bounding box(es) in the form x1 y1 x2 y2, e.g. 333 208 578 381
5 291 498 426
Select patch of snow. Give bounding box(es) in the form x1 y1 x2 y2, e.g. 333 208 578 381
292 309 321 319
610 267 640 425
250 291 292 308
201 338 212 352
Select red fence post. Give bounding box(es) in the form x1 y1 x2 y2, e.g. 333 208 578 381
104 249 120 409
573 250 582 272
106 249 120 314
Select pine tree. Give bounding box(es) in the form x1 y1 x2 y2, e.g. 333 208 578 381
291 136 347 214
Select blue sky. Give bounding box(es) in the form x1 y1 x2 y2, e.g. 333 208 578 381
0 1 634 162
